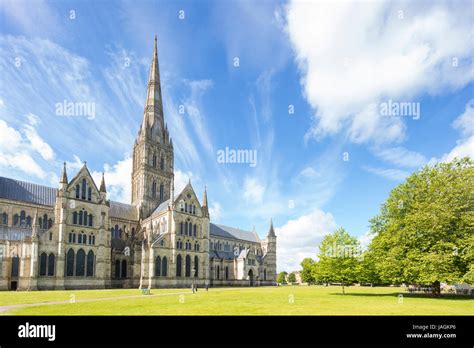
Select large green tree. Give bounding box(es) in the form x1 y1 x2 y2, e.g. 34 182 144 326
277 271 288 284
288 272 297 283
315 227 361 294
300 258 316 284
368 158 473 295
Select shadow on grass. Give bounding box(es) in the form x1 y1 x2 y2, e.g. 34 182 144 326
329 292 474 300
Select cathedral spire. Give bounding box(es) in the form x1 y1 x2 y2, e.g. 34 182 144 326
60 162 68 184
202 186 209 218
99 172 106 193
267 218 276 238
141 34 164 139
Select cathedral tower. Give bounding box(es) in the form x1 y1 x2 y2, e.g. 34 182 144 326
132 36 174 218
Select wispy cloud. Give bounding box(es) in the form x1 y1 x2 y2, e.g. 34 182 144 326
363 166 409 181
371 146 427 168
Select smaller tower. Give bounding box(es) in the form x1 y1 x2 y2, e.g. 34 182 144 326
59 162 68 191
202 186 209 218
264 219 277 283
99 172 107 200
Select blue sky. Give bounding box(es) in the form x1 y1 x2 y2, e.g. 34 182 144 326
0 0 473 271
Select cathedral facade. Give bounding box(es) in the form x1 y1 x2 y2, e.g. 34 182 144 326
0 37 277 291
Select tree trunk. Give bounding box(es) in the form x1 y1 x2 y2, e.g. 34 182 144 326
342 281 345 295
432 281 441 297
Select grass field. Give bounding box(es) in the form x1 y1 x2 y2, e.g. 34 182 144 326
1 285 472 315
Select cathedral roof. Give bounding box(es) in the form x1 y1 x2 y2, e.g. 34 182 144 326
210 223 261 243
109 201 137 221
150 193 181 216
0 176 57 206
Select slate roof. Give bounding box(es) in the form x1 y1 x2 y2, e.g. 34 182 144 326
151 193 181 216
210 223 260 243
109 201 137 221
209 250 236 260
0 176 137 221
0 177 57 206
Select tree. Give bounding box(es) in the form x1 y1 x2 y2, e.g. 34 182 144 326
316 227 361 294
355 252 380 286
368 158 473 295
300 258 316 284
277 271 288 284
288 272 297 283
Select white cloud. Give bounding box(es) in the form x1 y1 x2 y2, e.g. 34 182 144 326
432 99 474 163
209 201 222 221
285 1 474 144
435 136 474 163
92 156 132 203
276 209 337 272
299 166 320 179
372 146 427 168
358 231 375 250
182 79 215 156
242 177 265 203
452 99 474 138
0 119 51 179
23 124 54 160
174 169 195 195
363 166 409 181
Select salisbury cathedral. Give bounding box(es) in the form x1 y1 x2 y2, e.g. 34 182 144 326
0 37 277 291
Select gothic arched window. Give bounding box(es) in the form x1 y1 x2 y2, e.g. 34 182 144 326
121 260 127 278
176 255 182 277
115 260 120 278
76 184 80 198
194 256 199 277
39 252 47 276
81 179 86 200
76 249 85 276
87 187 92 201
152 153 157 168
225 266 229 280
1 212 7 225
162 257 168 276
160 155 164 170
86 250 94 277
83 212 88 226
43 214 50 228
20 211 26 226
13 214 19 226
185 255 191 277
155 256 161 276
159 183 164 200
66 249 75 276
78 211 83 225
152 181 156 198
73 211 78 224
48 253 55 276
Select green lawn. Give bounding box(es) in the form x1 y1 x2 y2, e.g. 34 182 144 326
1 285 472 315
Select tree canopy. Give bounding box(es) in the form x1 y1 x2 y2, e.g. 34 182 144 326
368 157 473 294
